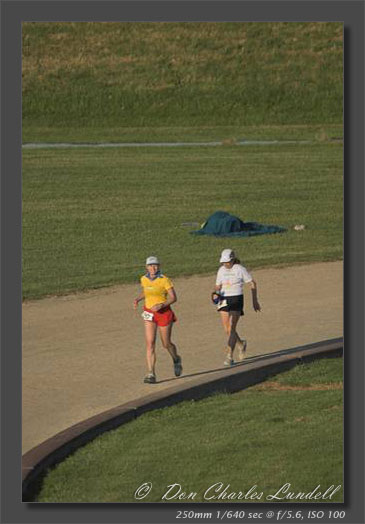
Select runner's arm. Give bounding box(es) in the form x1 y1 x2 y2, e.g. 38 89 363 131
249 280 261 312
151 287 177 311
214 268 223 295
133 290 145 309
164 287 177 307
214 284 222 293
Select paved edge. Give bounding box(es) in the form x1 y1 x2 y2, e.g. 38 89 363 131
22 337 343 502
22 139 316 149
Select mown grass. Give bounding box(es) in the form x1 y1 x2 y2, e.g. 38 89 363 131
36 357 343 503
22 22 343 140
22 124 343 145
22 142 343 299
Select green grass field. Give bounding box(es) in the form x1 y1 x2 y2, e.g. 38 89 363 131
22 141 343 299
23 21 343 506
22 22 343 300
22 22 343 141
36 357 343 503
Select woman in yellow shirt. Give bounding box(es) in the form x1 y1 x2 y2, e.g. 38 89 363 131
133 256 182 384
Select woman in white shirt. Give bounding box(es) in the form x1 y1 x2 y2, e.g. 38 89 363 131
212 249 261 366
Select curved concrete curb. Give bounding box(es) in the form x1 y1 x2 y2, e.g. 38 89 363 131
22 337 343 502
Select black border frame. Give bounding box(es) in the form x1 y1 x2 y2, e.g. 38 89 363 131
1 2 364 523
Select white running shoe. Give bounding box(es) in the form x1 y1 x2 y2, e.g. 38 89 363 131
143 373 156 384
224 348 234 366
237 339 247 361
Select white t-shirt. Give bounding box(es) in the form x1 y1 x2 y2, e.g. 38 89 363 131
216 264 253 297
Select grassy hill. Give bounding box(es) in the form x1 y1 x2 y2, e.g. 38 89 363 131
22 22 343 141
22 22 343 299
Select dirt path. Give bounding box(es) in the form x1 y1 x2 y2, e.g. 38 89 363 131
22 261 343 453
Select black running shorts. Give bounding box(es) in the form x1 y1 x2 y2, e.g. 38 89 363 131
218 294 244 316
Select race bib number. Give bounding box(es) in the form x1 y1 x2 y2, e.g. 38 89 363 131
142 311 154 321
217 299 228 310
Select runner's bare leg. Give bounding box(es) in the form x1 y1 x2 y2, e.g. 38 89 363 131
144 320 157 374
159 323 178 361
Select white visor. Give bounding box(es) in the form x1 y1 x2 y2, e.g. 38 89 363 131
146 256 160 265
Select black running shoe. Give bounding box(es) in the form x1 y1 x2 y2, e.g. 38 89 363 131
173 355 182 377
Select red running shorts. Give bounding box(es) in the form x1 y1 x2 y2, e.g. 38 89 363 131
142 306 177 327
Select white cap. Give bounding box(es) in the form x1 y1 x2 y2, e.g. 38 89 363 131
220 249 235 263
146 256 160 265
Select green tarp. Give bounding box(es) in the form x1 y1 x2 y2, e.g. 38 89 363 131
190 211 286 237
